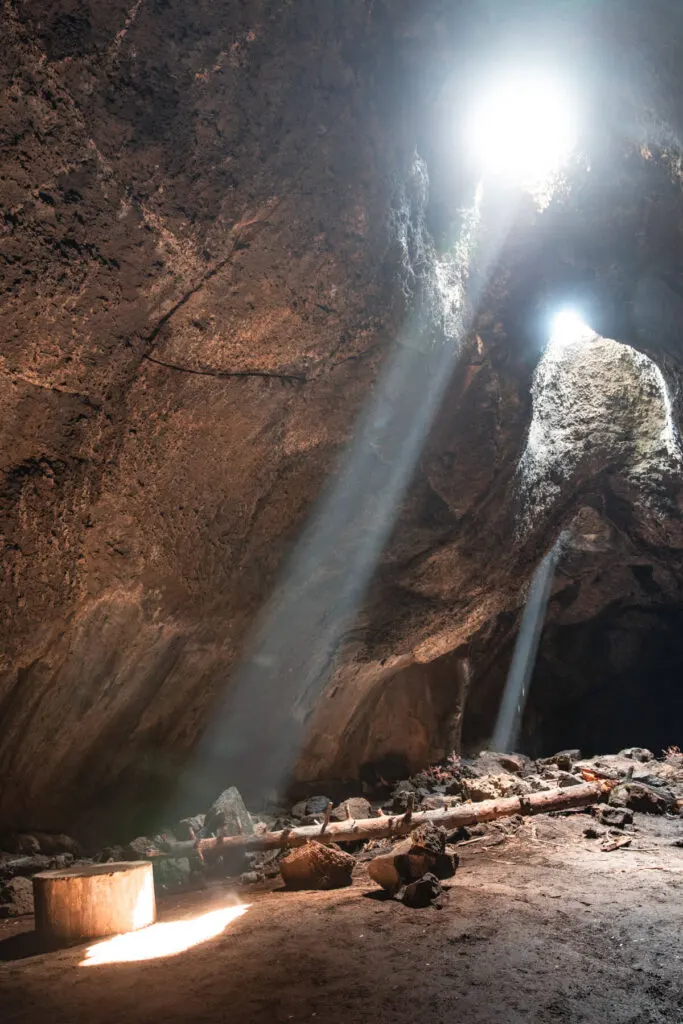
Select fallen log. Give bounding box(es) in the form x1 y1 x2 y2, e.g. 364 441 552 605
152 782 609 860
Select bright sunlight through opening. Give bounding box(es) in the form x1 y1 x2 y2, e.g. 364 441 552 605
549 310 595 348
80 904 250 966
465 72 577 196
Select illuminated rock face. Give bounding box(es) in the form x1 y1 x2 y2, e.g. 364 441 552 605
3 1 683 839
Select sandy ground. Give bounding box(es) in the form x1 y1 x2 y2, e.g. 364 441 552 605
1 811 682 1024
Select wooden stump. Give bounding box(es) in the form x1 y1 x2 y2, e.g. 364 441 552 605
33 862 156 944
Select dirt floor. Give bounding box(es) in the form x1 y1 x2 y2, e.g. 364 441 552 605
1 810 682 1024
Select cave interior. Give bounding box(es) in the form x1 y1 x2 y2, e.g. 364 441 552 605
2 1 683 1022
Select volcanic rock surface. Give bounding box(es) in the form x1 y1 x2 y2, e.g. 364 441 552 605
2 0 683 840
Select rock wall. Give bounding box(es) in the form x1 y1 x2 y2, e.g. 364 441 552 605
3 0 683 839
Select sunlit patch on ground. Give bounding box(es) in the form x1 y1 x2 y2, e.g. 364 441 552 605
80 904 250 966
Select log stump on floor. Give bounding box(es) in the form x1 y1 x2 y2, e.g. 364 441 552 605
33 862 156 944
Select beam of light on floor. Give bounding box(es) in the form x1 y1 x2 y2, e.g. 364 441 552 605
491 534 567 753
177 169 518 813
79 904 250 966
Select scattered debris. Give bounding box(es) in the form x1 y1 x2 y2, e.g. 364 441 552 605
279 841 355 890
601 835 633 853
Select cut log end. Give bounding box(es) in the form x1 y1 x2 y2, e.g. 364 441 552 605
33 861 155 945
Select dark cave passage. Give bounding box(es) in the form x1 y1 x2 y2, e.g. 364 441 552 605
519 603 683 758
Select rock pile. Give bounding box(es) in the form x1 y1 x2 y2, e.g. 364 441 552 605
1 746 681 917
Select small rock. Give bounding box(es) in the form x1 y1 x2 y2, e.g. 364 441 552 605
583 826 606 839
391 782 417 813
239 871 260 886
173 815 206 841
127 836 161 860
0 854 51 877
95 845 127 863
280 841 355 890
555 771 583 788
610 782 674 815
410 823 447 856
0 877 34 917
620 747 654 762
432 850 459 880
205 787 254 837
599 806 634 828
152 857 191 893
401 872 443 908
367 838 412 891
30 833 82 857
304 796 332 816
463 774 530 802
538 750 581 772
420 795 447 811
495 753 530 775
330 797 372 822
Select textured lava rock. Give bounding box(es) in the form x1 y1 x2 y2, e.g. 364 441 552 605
599 807 634 828
401 872 444 909
609 783 674 815
279 841 355 891
330 798 372 822
0 877 34 917
204 788 254 838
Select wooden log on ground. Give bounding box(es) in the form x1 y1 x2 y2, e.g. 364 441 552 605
33 862 155 944
155 782 609 860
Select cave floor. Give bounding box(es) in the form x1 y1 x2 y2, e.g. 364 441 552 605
1 812 682 1024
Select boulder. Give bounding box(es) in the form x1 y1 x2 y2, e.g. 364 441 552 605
205 787 254 837
0 877 34 917
330 797 372 821
279 841 355 890
401 873 444 908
